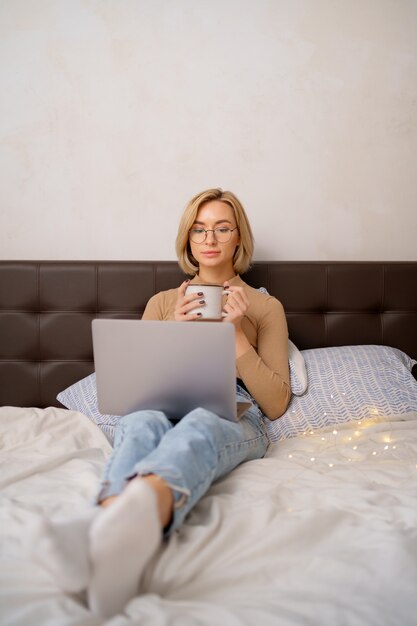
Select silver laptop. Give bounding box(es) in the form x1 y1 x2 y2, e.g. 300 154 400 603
92 319 252 422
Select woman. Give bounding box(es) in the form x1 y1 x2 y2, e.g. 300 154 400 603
30 188 291 618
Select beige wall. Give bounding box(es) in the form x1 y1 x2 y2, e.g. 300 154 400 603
1 0 416 261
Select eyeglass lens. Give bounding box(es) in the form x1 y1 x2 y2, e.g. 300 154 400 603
189 227 236 243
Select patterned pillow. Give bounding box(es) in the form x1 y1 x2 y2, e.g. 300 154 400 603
57 372 118 442
266 345 417 442
288 339 308 396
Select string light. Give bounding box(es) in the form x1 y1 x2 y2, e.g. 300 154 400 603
278 413 413 481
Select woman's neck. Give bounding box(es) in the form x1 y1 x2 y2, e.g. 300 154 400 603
196 267 237 284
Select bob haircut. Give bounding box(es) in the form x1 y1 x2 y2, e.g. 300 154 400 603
176 188 254 276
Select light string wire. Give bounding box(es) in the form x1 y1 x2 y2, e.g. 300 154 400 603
272 408 417 490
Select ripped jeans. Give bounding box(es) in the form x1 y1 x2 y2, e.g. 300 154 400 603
96 387 269 535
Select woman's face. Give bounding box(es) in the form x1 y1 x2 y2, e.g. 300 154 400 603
189 200 240 273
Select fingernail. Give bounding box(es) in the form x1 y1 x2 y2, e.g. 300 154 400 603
198 292 203 296
199 299 205 304
197 312 202 317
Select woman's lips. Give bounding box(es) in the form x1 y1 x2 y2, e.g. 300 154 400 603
201 251 220 257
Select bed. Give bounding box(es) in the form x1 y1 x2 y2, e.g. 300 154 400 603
1 260 417 626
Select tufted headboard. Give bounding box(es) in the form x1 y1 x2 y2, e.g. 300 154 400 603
1 261 416 408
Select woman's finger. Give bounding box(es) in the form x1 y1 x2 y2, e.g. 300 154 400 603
225 290 249 313
177 279 190 299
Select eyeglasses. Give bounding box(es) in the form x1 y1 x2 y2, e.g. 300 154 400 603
189 227 239 244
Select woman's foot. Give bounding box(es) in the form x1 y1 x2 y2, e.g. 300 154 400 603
27 507 99 592
88 479 162 618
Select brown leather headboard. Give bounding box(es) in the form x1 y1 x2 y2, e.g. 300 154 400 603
1 261 416 408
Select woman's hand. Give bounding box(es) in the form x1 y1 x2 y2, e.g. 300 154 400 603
174 280 205 321
221 282 250 329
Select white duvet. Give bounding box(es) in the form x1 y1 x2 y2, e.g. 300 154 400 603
1 406 417 626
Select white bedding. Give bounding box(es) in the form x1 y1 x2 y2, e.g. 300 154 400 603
1 406 417 626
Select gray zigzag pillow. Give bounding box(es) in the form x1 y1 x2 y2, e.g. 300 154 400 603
266 344 417 442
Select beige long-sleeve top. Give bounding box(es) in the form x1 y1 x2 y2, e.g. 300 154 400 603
142 275 291 420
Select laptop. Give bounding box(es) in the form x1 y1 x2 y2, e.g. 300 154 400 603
92 319 252 422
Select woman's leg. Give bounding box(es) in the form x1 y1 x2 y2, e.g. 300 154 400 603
88 401 268 617
97 409 173 502
130 400 268 533
87 411 177 617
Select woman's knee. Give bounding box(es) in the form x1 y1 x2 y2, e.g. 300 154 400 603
179 408 221 431
117 409 172 436
176 408 237 447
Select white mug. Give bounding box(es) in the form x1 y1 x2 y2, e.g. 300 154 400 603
185 283 231 320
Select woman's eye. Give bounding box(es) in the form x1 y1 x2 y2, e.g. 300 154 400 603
216 228 230 234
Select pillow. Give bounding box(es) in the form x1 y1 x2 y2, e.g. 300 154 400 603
57 372 119 443
288 339 308 396
266 344 417 442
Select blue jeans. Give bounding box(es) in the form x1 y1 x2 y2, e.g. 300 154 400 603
96 387 269 535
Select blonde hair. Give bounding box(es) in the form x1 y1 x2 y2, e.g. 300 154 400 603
176 188 254 276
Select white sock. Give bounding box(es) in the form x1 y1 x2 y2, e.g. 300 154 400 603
88 479 161 618
27 507 99 592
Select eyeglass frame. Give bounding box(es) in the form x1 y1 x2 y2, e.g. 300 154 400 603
188 226 239 244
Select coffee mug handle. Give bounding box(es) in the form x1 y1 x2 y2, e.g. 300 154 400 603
221 289 232 317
